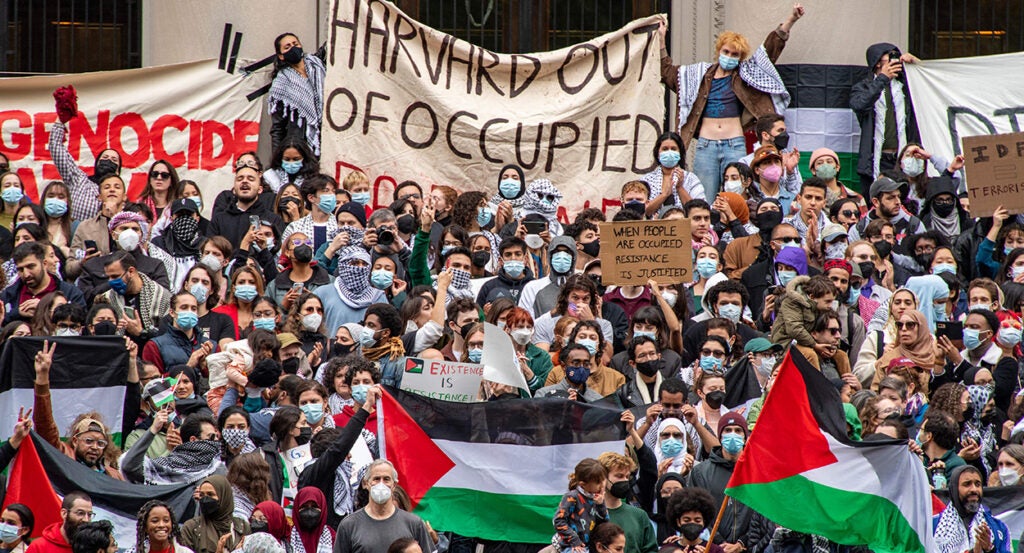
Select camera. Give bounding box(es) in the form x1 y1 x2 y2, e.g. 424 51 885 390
377 227 395 246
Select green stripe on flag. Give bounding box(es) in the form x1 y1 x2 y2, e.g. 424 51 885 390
414 487 558 544
728 474 925 553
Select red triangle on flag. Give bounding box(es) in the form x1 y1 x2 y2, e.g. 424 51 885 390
728 350 838 487
3 434 62 539
380 390 455 509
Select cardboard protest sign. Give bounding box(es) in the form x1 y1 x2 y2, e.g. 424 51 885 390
322 0 666 216
400 357 483 403
963 131 1024 217
599 218 692 286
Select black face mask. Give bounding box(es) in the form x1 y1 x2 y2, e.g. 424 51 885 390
396 214 417 235
679 523 704 542
295 426 313 446
332 341 356 358
872 240 892 260
581 240 601 258
858 261 876 281
636 359 664 377
199 496 219 518
297 508 321 531
962 404 975 422
249 519 268 534
705 390 726 409
471 251 491 268
772 131 790 151
283 46 304 65
914 252 934 270
282 357 301 375
656 496 669 515
624 200 646 214
588 274 606 296
95 159 119 177
755 210 783 233
608 480 632 499
92 321 118 336
293 245 313 264
932 202 956 218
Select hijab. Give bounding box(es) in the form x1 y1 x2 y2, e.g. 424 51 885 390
243 533 286 553
879 310 935 379
654 418 688 473
293 487 331 553
196 476 240 553
904 275 950 332
254 501 290 543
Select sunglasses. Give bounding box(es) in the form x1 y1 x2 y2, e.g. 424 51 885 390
150 171 171 180
535 192 558 202
895 321 919 330
290 238 313 247
236 160 260 169
700 348 726 358
827 327 841 335
776 238 800 245
840 210 857 218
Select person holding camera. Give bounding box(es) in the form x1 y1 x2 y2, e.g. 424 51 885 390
850 43 922 189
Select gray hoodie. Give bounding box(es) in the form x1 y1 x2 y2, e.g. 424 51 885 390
532 235 579 317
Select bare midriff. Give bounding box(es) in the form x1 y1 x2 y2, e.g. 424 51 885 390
698 117 744 140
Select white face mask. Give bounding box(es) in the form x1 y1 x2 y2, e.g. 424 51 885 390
117 229 141 251
999 466 1021 486
525 234 544 250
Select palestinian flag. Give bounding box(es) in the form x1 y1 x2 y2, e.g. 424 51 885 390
725 348 935 553
146 376 178 408
936 485 1024 551
2 432 195 546
0 337 129 443
378 387 627 543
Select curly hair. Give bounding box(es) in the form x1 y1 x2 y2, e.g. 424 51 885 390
343 355 380 387
554 274 599 317
930 382 967 422
134 500 180 553
451 191 489 230
858 396 881 436
567 320 606 360
665 487 716 531
284 292 324 335
180 264 221 311
322 356 350 395
227 452 272 507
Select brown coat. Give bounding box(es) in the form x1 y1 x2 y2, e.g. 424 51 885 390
661 27 790 145
723 234 762 280
544 364 625 397
33 383 124 480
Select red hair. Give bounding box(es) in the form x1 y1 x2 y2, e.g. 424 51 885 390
504 307 534 329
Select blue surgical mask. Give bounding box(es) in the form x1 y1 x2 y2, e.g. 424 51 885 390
234 284 258 302
351 191 371 206
300 403 324 425
1 187 24 204
847 286 861 305
962 328 986 350
699 355 723 373
695 258 718 279
441 245 456 256
969 303 991 312
359 327 378 347
190 283 209 305
633 329 657 341
189 196 203 210
998 327 1022 347
0 522 22 544
176 311 198 331
718 54 740 70
109 277 128 295
44 198 68 217
503 260 525 278
576 338 598 356
468 348 483 363
499 179 521 199
931 263 957 276
370 269 394 289
660 437 683 457
777 270 797 285
477 207 493 227
281 160 303 175
253 317 276 331
933 303 947 323
1005 246 1015 256
658 150 681 169
551 252 573 274
718 303 741 323
318 193 337 214
351 384 370 404
721 433 745 454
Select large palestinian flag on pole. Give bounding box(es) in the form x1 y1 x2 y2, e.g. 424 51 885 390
725 348 936 553
2 432 195 547
378 387 627 543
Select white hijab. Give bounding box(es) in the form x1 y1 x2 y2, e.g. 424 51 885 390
654 417 688 473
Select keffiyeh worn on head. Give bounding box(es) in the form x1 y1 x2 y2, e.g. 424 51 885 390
268 53 326 156
334 246 376 309
243 533 285 553
521 179 563 234
167 216 202 257
934 466 989 553
108 211 148 232
964 385 997 474
143 439 224 485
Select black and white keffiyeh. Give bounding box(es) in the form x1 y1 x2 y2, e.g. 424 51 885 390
934 502 980 553
289 527 333 553
333 246 377 309
268 53 326 156
144 439 223 485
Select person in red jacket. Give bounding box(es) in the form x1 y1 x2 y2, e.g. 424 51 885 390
26 492 92 553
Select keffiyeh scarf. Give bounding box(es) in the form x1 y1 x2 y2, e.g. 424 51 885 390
521 179 563 234
289 527 333 553
446 268 475 303
676 44 790 132
963 385 998 473
268 54 326 156
334 246 377 309
143 439 223 485
934 502 983 553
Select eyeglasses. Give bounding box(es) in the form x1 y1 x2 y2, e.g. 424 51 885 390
290 238 313 247
78 437 109 448
150 171 171 180
700 348 726 358
535 192 559 202
895 321 918 330
399 193 422 201
933 198 955 207
56 322 82 330
840 210 858 218
236 160 260 169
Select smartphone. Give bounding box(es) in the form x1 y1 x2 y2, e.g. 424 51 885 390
523 220 547 235
936 321 963 349
84 240 97 252
249 215 261 230
124 306 137 320
291 282 304 293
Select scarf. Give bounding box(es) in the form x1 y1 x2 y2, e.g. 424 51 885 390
653 418 690 473
445 268 475 303
676 43 790 132
332 430 376 517
253 501 290 543
327 393 354 415
520 179 563 234
267 54 326 156
642 168 704 208
194 476 240 553
363 336 404 363
143 439 223 485
291 487 332 553
770 528 830 553
877 310 935 374
904 275 950 332
871 78 907 179
333 246 377 309
964 385 997 474
167 216 202 258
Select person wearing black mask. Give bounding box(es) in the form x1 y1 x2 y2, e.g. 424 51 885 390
48 101 123 222
920 174 973 245
664 487 725 553
180 475 249 553
292 487 333 553
739 114 803 198
149 199 203 292
270 231 331 311
259 405 313 503
268 32 326 157
600 453 658 553
618 336 669 409
723 198 783 280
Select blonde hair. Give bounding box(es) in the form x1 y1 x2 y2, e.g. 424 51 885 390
598 451 637 474
621 180 649 198
715 31 752 61
342 170 370 191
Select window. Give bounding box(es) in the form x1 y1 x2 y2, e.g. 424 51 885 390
910 0 1024 59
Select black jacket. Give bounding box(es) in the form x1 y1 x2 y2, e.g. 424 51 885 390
850 42 920 179
2 276 87 325
687 447 753 545
209 195 284 249
297 408 370 529
77 248 170 304
476 268 534 306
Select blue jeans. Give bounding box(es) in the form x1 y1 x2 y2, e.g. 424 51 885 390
692 136 747 199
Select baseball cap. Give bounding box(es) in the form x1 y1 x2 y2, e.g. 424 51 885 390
73 418 107 437
887 357 917 372
744 337 783 354
869 176 901 200
278 332 301 349
821 223 848 243
170 198 199 216
751 145 782 168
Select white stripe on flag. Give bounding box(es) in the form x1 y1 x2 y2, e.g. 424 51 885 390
0 387 126 441
433 439 624 496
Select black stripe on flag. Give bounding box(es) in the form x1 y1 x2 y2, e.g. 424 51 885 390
386 386 626 446
776 64 872 110
0 336 128 390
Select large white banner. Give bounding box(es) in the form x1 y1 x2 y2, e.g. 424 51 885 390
0 59 266 215
905 51 1024 163
322 0 667 217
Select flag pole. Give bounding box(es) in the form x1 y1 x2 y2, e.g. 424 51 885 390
709 497 729 543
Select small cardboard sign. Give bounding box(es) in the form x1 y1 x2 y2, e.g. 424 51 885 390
599 218 692 285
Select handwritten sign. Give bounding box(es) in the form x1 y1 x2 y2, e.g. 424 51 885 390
400 357 484 403
599 218 692 285
963 131 1024 217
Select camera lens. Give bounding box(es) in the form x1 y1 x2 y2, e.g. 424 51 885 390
377 229 395 246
